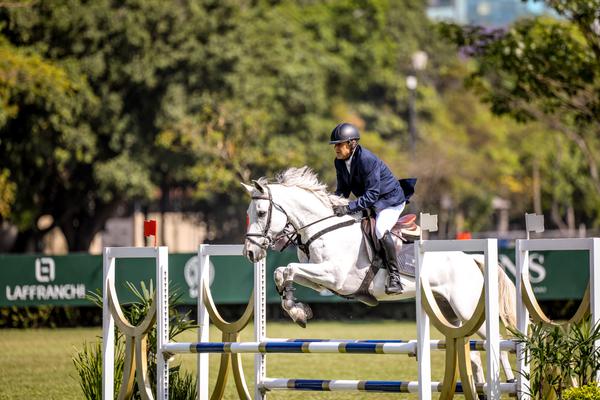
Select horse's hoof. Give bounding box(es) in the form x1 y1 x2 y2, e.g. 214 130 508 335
296 303 313 320
506 378 515 383
291 308 308 328
286 304 309 328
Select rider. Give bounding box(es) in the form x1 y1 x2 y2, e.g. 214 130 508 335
330 122 412 295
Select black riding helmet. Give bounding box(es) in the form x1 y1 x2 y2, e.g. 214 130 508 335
329 123 360 144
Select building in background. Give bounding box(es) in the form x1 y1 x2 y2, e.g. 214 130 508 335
42 212 207 255
427 0 552 27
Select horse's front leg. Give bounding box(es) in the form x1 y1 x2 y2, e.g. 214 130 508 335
273 261 340 328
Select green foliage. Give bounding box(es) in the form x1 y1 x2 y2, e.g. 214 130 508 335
0 305 100 328
2 0 439 245
511 320 600 399
0 34 96 235
0 305 55 328
438 0 600 229
73 340 125 400
78 281 197 399
0 168 15 218
564 384 600 400
3 0 589 246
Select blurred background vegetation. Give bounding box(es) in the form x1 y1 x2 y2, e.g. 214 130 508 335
0 0 598 253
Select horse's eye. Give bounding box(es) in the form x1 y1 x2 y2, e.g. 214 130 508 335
257 211 267 218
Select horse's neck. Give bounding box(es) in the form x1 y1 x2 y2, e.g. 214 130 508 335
272 186 332 232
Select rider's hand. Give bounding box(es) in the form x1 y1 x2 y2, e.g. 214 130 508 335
333 205 349 217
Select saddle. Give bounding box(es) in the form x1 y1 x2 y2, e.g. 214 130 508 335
344 213 419 307
361 213 421 255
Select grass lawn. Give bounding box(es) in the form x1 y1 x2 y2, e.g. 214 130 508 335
0 327 102 400
0 320 514 399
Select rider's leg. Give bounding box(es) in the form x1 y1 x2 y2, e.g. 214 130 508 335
375 203 405 294
374 202 405 239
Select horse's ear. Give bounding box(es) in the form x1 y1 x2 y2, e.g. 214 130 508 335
252 179 266 194
241 182 254 194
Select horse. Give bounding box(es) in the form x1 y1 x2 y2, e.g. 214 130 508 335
241 166 517 387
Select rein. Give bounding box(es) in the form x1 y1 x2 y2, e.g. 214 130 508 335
244 185 359 257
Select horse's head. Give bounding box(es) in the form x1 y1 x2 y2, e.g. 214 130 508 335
242 180 290 262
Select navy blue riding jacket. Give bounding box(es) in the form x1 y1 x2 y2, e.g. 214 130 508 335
334 146 414 214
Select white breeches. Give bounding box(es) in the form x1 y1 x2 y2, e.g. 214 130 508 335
375 202 406 239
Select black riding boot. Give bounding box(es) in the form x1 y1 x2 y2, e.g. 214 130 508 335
380 231 403 294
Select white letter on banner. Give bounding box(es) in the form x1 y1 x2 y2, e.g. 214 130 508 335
77 284 86 299
6 287 16 301
29 285 37 300
37 285 46 300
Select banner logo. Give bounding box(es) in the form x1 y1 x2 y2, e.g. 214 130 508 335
5 257 86 302
35 257 55 282
184 256 215 298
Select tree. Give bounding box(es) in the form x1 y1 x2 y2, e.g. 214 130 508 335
439 0 600 229
1 1 214 250
2 0 557 250
0 33 106 250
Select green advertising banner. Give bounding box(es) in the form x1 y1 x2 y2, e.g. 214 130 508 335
0 246 590 307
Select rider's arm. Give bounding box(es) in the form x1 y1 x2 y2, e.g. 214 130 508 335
348 160 380 213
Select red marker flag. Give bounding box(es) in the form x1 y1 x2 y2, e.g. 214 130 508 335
456 231 472 240
144 220 157 246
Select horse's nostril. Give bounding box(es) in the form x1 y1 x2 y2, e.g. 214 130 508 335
248 250 254 260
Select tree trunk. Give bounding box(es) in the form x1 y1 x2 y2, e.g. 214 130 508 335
59 199 122 252
11 228 43 253
160 181 169 247
532 161 542 215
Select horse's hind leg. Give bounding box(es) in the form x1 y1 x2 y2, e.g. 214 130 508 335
469 351 486 399
468 350 513 399
475 324 515 382
501 350 515 382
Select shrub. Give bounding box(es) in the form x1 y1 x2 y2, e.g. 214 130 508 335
563 384 600 400
511 320 600 399
73 340 124 398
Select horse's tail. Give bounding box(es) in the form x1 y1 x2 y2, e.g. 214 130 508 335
472 255 517 330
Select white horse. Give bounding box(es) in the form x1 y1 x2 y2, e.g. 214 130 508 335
242 166 516 387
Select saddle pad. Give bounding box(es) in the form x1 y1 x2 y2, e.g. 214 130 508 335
396 242 416 278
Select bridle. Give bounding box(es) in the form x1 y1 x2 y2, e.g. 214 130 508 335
244 184 358 256
245 184 294 250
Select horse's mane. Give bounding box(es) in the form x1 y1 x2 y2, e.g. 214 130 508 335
257 166 348 207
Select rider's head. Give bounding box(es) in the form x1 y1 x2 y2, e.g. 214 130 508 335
330 123 360 160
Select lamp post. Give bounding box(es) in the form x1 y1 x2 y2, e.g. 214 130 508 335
406 50 428 154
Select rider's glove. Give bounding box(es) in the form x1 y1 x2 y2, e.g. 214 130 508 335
333 205 350 217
